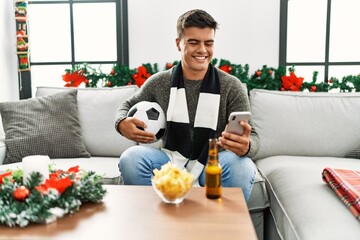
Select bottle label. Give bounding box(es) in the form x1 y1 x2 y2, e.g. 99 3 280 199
206 173 222 199
206 173 222 188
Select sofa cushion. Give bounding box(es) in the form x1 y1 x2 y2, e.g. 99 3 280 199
0 90 90 164
256 156 360 240
36 86 138 157
250 89 360 160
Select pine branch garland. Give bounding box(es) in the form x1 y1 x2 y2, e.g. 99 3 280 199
62 59 360 93
0 166 106 228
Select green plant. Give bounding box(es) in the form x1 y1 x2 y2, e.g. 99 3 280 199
62 59 360 93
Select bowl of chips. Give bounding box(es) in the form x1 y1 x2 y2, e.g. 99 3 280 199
152 162 194 204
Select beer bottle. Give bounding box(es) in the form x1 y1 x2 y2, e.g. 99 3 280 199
205 138 222 199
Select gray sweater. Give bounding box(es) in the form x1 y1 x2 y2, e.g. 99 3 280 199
115 67 260 159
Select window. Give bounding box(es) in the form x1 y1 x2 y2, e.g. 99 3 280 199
20 0 128 99
279 0 360 84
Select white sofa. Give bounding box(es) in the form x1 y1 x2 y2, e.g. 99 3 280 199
0 86 268 239
2 86 359 240
0 86 140 184
250 89 360 240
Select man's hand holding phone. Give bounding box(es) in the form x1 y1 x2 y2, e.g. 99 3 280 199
224 111 251 135
218 111 252 156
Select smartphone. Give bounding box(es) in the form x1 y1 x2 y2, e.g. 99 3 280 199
225 111 251 135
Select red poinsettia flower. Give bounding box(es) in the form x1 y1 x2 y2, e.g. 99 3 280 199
0 171 12 184
62 71 88 87
35 185 49 195
43 176 73 194
67 165 79 173
219 65 232 74
35 166 77 194
166 63 173 69
281 72 304 91
50 169 64 179
19 57 28 65
132 66 151 87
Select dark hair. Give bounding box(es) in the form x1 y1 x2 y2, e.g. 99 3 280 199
176 9 218 38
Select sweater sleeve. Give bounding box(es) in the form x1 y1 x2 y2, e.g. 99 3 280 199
218 71 260 159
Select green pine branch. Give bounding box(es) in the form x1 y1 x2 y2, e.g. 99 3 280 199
63 59 360 93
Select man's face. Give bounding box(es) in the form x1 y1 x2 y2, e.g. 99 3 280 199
176 27 215 79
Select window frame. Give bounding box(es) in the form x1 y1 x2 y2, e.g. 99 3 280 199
19 0 128 99
279 0 360 82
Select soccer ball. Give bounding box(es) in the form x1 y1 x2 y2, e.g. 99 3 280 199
127 101 166 142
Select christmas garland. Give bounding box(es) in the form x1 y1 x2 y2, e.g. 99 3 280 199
0 165 106 227
62 59 360 93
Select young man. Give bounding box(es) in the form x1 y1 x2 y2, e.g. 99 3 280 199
115 9 260 201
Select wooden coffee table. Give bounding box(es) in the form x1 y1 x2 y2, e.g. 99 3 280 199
0 185 257 240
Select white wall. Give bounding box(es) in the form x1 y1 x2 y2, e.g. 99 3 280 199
128 0 280 73
0 0 19 102
0 0 280 101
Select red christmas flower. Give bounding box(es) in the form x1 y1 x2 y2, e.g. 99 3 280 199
19 57 28 65
0 171 12 184
281 72 304 91
69 166 81 180
43 176 73 194
219 65 232 74
50 169 64 179
166 63 173 69
67 165 79 173
132 66 151 87
62 71 88 87
35 185 49 195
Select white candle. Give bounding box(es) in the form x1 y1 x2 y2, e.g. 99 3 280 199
22 155 50 184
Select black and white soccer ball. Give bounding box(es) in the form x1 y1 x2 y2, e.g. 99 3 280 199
127 101 166 142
